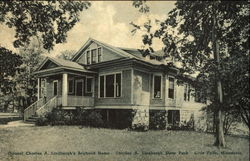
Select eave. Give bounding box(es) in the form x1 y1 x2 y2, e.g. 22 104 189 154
34 66 96 77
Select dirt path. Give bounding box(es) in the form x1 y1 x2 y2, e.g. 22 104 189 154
0 120 34 128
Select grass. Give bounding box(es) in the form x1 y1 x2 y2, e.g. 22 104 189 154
0 126 249 161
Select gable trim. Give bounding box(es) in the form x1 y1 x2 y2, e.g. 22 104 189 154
72 38 136 62
37 57 61 71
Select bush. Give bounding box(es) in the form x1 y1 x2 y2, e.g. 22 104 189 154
37 108 105 127
131 109 149 131
179 114 195 130
85 110 104 127
35 117 48 126
131 123 149 132
149 110 167 130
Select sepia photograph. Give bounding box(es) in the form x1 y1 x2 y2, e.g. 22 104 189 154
0 1 249 161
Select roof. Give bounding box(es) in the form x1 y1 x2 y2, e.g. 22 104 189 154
49 57 84 70
71 37 177 67
118 47 173 66
71 38 137 61
36 57 95 73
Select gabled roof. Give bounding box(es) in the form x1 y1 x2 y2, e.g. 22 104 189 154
48 57 84 70
36 57 94 73
71 38 137 61
118 47 144 59
119 47 173 66
71 37 176 67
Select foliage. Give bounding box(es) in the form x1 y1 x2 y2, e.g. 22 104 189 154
0 47 22 94
0 1 91 112
0 1 91 51
179 115 194 131
0 38 45 112
205 104 242 135
35 117 48 126
132 0 149 13
56 50 76 60
149 110 167 130
131 109 148 131
85 110 104 127
38 108 105 127
131 123 148 132
0 47 22 112
16 38 45 111
132 0 249 146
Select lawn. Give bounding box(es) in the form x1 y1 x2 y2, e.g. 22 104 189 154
0 126 249 161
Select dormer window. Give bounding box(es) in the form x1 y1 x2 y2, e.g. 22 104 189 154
98 48 102 62
87 51 90 64
86 47 102 64
91 49 97 64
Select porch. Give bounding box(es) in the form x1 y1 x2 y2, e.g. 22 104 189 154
37 73 95 108
24 57 96 120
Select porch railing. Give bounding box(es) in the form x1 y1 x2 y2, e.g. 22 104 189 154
24 98 44 121
67 95 94 107
36 96 58 117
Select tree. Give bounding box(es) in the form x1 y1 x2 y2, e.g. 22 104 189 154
16 37 46 112
0 1 91 51
132 1 249 147
57 50 76 60
0 47 22 112
0 1 91 112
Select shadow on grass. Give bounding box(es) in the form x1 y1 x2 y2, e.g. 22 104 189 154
0 117 22 125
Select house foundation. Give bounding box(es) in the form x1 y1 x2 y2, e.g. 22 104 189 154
131 106 149 131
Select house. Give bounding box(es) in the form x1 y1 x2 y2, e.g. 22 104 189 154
24 38 206 129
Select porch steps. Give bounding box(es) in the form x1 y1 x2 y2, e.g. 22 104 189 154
24 116 39 123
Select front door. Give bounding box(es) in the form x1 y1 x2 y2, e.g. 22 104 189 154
53 80 58 96
75 79 84 96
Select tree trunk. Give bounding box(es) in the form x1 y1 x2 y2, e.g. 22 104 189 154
212 3 226 147
213 111 216 133
214 109 225 146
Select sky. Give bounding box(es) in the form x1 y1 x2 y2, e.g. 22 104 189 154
0 1 176 57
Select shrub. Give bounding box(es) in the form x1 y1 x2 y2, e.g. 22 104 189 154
149 110 167 130
39 108 105 127
45 109 63 125
35 117 48 126
179 114 195 130
131 109 148 131
84 110 104 127
131 123 149 132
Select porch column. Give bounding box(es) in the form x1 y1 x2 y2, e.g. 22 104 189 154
37 78 40 101
62 73 68 106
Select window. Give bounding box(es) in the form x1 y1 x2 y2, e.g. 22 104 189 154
153 75 161 98
76 79 84 96
99 73 121 98
86 51 90 65
91 49 97 64
168 77 175 99
115 73 121 97
168 110 180 125
86 47 102 64
86 78 93 93
40 79 46 98
98 48 102 62
106 74 115 97
100 76 104 97
68 79 74 94
53 80 58 96
184 84 190 101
